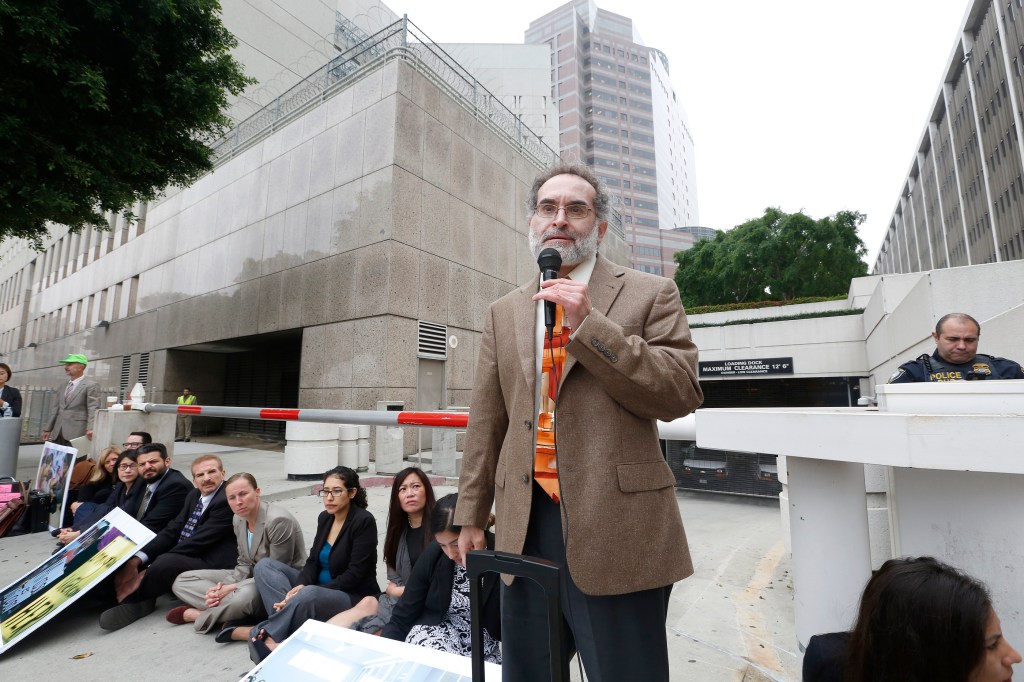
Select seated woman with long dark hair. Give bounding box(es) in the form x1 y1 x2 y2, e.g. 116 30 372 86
381 493 501 664
326 466 436 633
803 556 1021 682
248 466 378 662
55 449 140 549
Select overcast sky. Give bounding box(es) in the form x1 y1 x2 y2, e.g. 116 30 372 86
382 0 972 264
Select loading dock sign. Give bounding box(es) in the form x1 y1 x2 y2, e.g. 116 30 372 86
699 357 794 377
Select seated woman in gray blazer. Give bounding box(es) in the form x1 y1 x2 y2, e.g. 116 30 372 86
167 472 306 640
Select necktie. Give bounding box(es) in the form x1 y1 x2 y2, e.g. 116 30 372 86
136 487 153 520
535 304 570 502
179 499 204 540
64 381 74 402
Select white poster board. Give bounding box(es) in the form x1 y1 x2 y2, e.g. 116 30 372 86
241 619 501 681
34 441 77 531
0 507 155 654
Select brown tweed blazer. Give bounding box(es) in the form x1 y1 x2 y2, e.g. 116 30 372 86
455 254 703 596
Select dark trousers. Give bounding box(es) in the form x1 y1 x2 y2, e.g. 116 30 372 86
501 484 673 682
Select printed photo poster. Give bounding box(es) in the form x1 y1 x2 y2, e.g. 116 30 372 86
0 507 155 654
241 619 502 682
34 441 76 531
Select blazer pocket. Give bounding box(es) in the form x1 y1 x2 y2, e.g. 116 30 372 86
617 460 675 493
495 459 506 489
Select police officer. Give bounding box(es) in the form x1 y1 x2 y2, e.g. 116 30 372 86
888 313 1024 383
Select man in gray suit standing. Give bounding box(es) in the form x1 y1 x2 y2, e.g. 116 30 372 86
456 163 703 681
42 353 101 445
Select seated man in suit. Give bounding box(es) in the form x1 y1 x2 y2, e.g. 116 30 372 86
99 454 237 630
130 443 193 533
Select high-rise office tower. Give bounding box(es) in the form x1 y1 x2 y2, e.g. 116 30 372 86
526 0 699 275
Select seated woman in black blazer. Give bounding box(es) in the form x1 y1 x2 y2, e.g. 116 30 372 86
381 493 501 664
55 449 140 549
249 466 378 662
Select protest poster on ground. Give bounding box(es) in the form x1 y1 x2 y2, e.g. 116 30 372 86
34 441 76 531
240 619 501 682
0 507 155 654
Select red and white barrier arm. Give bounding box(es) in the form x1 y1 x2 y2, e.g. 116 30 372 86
138 403 696 439
136 403 469 429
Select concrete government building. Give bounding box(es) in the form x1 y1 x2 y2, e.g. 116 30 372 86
0 0 633 447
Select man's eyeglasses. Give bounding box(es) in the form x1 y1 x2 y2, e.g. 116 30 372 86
122 442 143 449
534 203 593 221
118 463 137 471
318 487 352 498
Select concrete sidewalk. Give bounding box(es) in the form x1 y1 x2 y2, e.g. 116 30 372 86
0 440 800 681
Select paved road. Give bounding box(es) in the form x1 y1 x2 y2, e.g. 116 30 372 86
0 441 800 681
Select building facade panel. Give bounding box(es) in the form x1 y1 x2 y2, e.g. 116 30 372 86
874 0 1024 274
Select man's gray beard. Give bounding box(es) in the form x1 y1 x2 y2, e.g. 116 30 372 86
528 225 600 266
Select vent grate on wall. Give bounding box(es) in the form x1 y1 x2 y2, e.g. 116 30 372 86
138 352 150 393
417 321 448 360
119 356 130 400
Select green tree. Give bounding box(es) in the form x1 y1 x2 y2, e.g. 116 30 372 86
674 208 868 307
0 0 252 246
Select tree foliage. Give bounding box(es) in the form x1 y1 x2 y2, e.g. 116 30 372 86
0 0 252 246
674 208 869 308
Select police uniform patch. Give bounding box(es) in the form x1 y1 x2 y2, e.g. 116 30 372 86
888 368 906 383
971 362 992 377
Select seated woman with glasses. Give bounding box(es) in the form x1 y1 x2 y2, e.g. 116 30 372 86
325 467 436 634
55 449 140 549
381 493 501 664
248 466 378 662
803 556 1021 682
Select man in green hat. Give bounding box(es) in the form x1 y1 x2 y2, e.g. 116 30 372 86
42 353 101 445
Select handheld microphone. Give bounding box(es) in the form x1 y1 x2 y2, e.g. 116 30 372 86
537 248 562 332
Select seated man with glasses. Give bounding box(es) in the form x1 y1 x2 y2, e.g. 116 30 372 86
122 431 152 453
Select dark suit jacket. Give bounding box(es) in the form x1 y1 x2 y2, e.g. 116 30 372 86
128 468 192 534
382 532 500 643
803 631 848 682
43 377 100 439
456 254 703 595
0 385 21 418
140 483 236 569
297 506 379 598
